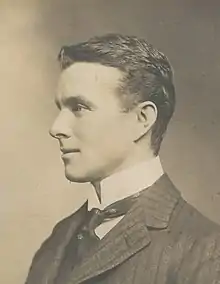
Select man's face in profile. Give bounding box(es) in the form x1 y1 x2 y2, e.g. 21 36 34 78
50 62 137 183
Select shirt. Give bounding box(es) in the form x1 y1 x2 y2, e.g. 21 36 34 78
87 156 164 239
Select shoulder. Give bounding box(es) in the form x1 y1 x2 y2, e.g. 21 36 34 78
170 198 220 256
24 202 87 283
166 199 220 282
36 202 87 254
37 201 87 254
178 200 220 236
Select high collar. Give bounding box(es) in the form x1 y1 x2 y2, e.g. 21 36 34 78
88 156 164 210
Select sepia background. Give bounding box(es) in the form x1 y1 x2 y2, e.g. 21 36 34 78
1 0 220 283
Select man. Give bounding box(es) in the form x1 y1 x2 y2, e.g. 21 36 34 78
25 34 220 284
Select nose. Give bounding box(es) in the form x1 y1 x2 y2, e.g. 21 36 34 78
49 111 72 139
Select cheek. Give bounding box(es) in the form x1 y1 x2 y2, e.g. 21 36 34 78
73 114 133 155
92 120 132 155
73 117 107 143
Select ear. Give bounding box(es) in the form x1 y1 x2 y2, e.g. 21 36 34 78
134 101 158 142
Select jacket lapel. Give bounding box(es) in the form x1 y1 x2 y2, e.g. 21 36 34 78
68 174 181 284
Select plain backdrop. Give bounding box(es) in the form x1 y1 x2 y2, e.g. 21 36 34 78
1 0 220 283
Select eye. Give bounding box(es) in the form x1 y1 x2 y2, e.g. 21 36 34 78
71 103 88 113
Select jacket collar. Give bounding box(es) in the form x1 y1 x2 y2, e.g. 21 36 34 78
68 173 182 284
138 172 181 228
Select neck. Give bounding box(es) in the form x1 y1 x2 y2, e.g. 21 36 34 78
112 150 155 176
91 147 156 194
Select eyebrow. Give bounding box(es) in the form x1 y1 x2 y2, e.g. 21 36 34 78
55 95 96 110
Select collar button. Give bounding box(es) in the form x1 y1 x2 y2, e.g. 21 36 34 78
77 233 84 240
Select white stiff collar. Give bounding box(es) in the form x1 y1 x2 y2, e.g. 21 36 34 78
88 156 164 211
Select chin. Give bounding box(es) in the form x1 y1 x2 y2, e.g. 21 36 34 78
63 162 109 183
64 169 92 183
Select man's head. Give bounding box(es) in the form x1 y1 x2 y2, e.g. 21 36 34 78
49 34 175 183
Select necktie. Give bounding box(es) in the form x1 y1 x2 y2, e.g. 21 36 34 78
55 190 143 283
76 190 142 259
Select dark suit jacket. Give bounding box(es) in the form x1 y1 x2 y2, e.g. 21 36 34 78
25 174 220 284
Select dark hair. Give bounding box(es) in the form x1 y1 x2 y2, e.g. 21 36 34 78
57 33 176 155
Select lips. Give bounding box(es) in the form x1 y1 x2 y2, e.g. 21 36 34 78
61 149 80 160
60 148 80 154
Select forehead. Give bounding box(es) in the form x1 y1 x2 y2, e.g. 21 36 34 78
57 62 124 101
